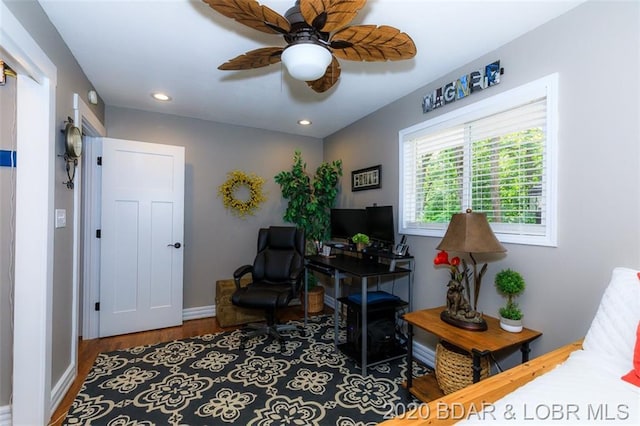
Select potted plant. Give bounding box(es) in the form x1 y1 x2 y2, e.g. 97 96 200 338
274 150 342 251
494 269 526 333
275 150 342 314
352 233 370 252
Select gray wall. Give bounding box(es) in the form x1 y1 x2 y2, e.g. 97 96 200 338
324 0 640 366
2 0 105 408
105 107 323 308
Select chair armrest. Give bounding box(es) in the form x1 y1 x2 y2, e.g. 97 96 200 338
289 266 305 291
233 265 253 289
289 266 304 281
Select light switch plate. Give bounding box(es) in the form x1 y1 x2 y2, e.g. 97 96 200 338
55 209 66 228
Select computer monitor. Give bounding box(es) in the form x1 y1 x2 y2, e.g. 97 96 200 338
365 205 395 245
330 208 367 240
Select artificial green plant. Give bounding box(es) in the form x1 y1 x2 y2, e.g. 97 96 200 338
275 150 342 290
351 233 370 244
274 150 343 246
494 268 526 320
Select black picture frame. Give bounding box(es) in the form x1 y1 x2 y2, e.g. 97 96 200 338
351 165 381 191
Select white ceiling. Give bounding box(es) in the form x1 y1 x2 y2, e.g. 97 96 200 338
39 0 583 138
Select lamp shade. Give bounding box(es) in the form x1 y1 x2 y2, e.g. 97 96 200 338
436 210 506 254
281 43 332 81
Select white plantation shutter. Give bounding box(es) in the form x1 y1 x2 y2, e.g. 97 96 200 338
468 99 547 142
399 75 557 246
469 98 546 232
402 127 464 231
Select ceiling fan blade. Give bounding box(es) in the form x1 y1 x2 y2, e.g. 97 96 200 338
306 56 341 93
218 47 283 70
204 0 290 34
299 0 366 33
330 25 416 61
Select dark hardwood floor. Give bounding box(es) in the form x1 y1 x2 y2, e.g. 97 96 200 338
48 306 311 425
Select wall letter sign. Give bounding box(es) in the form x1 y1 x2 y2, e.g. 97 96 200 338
422 60 503 114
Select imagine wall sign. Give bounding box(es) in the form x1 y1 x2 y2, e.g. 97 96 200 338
422 60 503 114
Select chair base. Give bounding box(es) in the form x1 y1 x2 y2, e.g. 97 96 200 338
239 322 304 350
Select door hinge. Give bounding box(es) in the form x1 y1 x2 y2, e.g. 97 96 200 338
97 156 102 165
96 229 101 238
95 302 100 311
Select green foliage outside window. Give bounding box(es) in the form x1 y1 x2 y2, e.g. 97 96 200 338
418 128 544 225
418 146 463 223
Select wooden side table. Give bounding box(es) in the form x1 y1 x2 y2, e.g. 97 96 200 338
404 306 542 402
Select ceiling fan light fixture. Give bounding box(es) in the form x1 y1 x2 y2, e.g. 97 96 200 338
206 0 416 93
281 43 331 81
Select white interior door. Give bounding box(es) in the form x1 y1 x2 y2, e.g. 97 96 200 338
99 138 185 337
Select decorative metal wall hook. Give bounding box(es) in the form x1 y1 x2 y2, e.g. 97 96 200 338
63 154 78 189
60 117 83 189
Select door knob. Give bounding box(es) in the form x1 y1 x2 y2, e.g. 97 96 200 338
168 242 182 249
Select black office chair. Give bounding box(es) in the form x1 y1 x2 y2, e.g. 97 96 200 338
232 226 305 349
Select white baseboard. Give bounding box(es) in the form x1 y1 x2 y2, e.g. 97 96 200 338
0 405 11 426
325 293 337 309
413 340 435 368
50 362 76 415
183 305 215 321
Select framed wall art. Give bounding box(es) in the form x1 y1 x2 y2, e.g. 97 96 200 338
351 165 381 191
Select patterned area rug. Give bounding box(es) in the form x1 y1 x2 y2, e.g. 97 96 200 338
63 315 430 425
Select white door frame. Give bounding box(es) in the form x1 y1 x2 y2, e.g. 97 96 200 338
1 2 57 425
79 106 106 340
49 94 106 413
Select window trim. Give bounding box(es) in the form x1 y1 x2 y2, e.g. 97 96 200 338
398 73 558 247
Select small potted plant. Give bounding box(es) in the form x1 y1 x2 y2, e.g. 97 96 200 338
351 233 370 252
494 268 526 333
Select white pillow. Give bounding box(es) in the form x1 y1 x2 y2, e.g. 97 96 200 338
582 267 640 374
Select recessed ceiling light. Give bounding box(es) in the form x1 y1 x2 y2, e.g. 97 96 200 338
297 119 312 126
152 92 171 101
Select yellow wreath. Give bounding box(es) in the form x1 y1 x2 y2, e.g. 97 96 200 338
218 170 266 218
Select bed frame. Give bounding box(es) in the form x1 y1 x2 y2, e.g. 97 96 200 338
381 340 584 425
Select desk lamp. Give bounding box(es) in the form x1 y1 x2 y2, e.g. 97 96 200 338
436 209 506 331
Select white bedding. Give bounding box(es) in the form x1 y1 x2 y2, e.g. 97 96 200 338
462 350 639 424
461 267 640 425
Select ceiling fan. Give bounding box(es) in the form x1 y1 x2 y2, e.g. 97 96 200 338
204 0 417 93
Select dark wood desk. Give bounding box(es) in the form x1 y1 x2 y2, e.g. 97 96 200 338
404 306 542 402
306 254 411 375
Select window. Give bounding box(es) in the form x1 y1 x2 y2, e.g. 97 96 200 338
399 74 558 246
